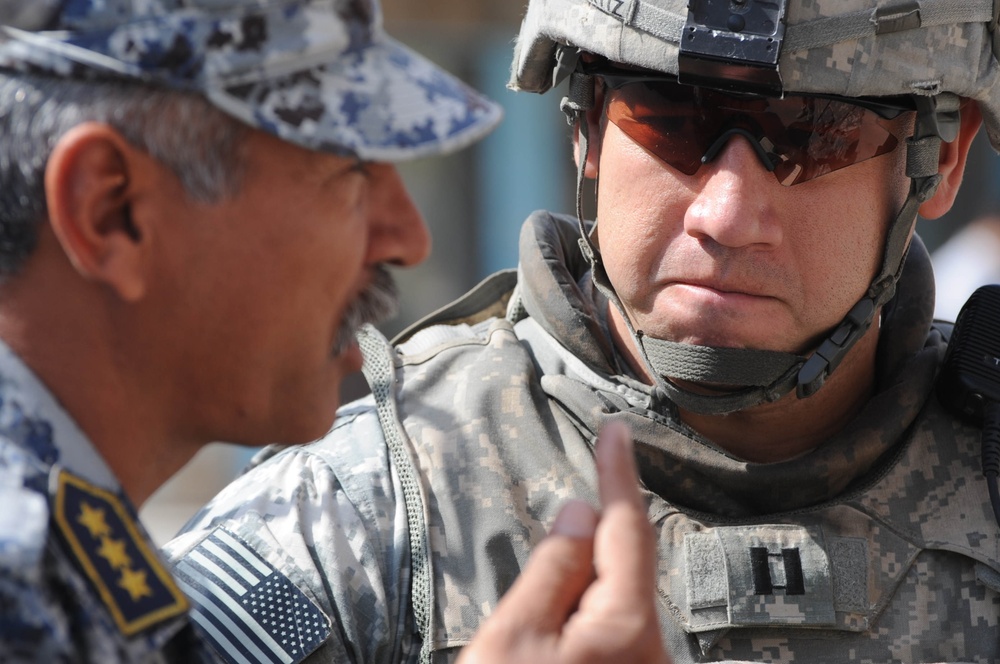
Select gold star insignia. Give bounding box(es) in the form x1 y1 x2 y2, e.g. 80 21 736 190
55 471 189 634
78 502 111 539
97 536 132 570
119 567 153 602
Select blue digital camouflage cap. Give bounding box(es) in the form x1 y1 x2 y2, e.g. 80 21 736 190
0 0 502 161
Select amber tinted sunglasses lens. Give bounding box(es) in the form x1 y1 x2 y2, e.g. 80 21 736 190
603 79 902 186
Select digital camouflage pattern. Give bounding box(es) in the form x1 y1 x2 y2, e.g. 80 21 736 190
0 339 214 663
511 0 1000 151
168 210 1000 663
0 0 501 161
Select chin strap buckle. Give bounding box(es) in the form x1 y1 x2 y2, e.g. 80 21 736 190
797 298 877 398
559 70 594 126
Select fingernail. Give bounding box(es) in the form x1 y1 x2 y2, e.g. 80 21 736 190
551 500 598 538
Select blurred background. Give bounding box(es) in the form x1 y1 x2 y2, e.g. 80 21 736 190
139 2 1000 544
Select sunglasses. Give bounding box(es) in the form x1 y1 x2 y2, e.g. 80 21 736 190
590 66 915 186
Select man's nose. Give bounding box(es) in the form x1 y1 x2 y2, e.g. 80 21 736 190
366 164 431 268
683 136 784 249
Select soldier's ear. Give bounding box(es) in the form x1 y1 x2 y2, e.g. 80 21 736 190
44 122 150 302
919 100 983 220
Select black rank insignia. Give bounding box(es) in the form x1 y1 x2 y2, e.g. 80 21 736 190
52 470 189 636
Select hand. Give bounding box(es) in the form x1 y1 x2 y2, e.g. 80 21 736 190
458 421 670 664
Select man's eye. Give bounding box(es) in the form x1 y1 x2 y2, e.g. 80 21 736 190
351 159 373 178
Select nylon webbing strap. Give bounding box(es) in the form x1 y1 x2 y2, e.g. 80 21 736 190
357 325 434 664
876 192 919 299
659 363 803 414
641 337 802 386
624 0 993 53
796 107 945 396
582 247 804 415
561 70 596 253
630 1 685 43
642 336 806 414
784 1 993 52
868 111 945 305
906 137 945 180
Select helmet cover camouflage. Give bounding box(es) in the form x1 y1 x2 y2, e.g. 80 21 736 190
510 0 1000 151
0 0 502 161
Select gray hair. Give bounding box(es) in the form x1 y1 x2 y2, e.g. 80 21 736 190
0 71 250 278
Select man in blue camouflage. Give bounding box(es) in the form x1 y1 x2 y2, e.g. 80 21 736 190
168 0 1000 662
0 0 504 661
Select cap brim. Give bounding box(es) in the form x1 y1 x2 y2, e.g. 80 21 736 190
208 33 502 162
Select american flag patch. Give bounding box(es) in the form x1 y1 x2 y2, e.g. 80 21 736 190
173 528 330 664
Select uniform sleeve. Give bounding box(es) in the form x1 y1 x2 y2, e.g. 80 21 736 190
163 406 418 664
0 485 75 663
2 467 216 663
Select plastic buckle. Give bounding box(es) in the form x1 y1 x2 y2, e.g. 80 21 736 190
913 94 960 143
797 298 877 398
552 46 582 90
559 72 594 126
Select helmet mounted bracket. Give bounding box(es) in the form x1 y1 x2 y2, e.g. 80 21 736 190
678 0 788 96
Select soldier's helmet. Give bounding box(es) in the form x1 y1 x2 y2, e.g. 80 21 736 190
511 0 1000 152
507 0 1000 415
0 0 502 161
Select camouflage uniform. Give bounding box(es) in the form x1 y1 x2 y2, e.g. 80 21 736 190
0 1 500 662
167 210 1000 663
0 340 214 662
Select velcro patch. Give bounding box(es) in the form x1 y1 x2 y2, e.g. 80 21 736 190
173 528 331 664
685 525 840 628
52 470 189 635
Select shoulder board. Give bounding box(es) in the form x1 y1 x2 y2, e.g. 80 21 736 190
51 469 189 636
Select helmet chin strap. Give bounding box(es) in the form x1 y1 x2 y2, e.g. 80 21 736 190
562 70 959 415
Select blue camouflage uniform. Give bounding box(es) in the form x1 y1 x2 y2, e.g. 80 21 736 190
166 211 1000 663
0 339 215 662
0 0 500 662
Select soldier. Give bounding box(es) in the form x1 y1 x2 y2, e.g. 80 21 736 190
0 0 500 661
168 0 1000 662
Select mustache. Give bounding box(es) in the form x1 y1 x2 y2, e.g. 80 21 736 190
333 265 400 354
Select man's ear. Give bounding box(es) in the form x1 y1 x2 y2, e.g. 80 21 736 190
44 122 149 302
572 82 605 179
918 100 984 220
